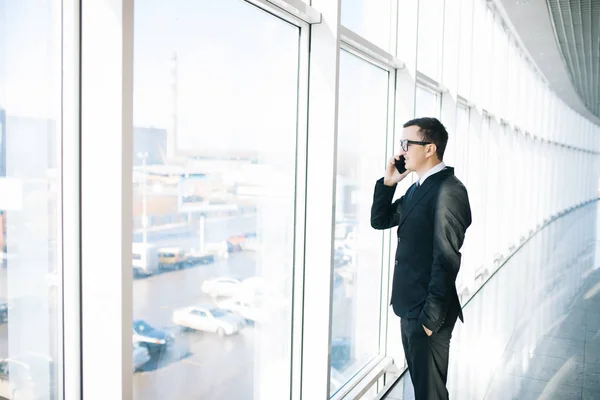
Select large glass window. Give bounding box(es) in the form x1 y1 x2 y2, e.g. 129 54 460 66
417 0 443 80
132 1 300 398
0 1 61 399
491 22 508 118
330 50 389 395
415 85 439 117
454 105 470 185
341 0 392 52
458 0 474 98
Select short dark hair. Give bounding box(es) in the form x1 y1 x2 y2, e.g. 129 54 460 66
403 117 448 160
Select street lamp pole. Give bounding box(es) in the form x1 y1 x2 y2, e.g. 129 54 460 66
138 152 149 247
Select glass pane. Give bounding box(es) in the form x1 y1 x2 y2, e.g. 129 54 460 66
330 51 388 395
454 106 469 184
454 106 470 298
415 86 438 117
417 0 443 80
0 1 61 399
132 1 299 398
458 0 474 98
341 0 392 52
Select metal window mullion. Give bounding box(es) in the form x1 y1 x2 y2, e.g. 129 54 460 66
291 16 310 400
80 1 134 399
244 0 321 23
340 26 404 70
61 0 82 398
245 0 321 26
416 71 445 94
300 0 341 398
340 44 394 73
377 54 399 391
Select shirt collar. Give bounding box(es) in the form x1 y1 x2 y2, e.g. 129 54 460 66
418 162 446 185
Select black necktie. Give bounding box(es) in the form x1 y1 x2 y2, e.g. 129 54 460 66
405 182 420 203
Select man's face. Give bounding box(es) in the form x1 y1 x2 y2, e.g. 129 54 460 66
400 125 430 172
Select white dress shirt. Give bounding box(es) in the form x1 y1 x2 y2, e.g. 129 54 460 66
418 162 446 186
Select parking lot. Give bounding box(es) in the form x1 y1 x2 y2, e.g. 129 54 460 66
0 214 354 400
130 214 355 399
131 246 353 399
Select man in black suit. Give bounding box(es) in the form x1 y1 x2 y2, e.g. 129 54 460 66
371 118 472 400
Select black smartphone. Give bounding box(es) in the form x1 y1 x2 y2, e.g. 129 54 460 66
394 156 407 174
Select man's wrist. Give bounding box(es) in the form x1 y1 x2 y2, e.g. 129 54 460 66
383 179 397 187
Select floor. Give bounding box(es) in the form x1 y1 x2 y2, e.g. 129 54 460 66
383 261 600 400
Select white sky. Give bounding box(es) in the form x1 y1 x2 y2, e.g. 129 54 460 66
0 0 392 153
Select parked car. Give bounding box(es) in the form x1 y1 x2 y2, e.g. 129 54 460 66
172 305 245 336
334 246 352 268
239 238 259 252
225 235 246 252
217 297 269 324
0 302 8 324
185 251 215 265
133 342 151 372
132 243 159 276
132 320 174 353
158 247 188 270
201 277 243 298
331 337 353 371
201 276 266 299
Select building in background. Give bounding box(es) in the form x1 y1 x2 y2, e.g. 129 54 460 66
133 127 167 166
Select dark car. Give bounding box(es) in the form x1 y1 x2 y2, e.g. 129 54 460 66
334 247 352 268
331 337 353 371
132 320 174 354
0 303 7 323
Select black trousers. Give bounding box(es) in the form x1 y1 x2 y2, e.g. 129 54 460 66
400 313 457 400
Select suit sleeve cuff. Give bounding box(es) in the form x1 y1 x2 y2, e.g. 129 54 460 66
418 311 445 334
376 177 397 191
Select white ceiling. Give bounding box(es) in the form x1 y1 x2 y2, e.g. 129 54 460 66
495 0 600 125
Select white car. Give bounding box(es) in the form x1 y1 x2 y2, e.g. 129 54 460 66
172 305 245 336
133 342 150 372
239 238 260 252
217 297 269 323
201 276 267 299
201 277 243 298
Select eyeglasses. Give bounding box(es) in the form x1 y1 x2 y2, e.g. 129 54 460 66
400 139 432 152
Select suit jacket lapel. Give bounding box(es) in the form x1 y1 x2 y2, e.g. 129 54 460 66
399 168 453 227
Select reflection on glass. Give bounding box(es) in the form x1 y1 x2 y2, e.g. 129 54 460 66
132 0 299 399
448 203 598 399
330 50 388 395
341 0 391 52
415 86 438 118
0 1 61 399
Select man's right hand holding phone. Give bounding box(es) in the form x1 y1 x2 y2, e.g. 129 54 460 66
384 155 411 187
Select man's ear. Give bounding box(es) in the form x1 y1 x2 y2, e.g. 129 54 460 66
426 144 437 158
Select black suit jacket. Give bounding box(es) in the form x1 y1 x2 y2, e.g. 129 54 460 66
371 167 472 333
